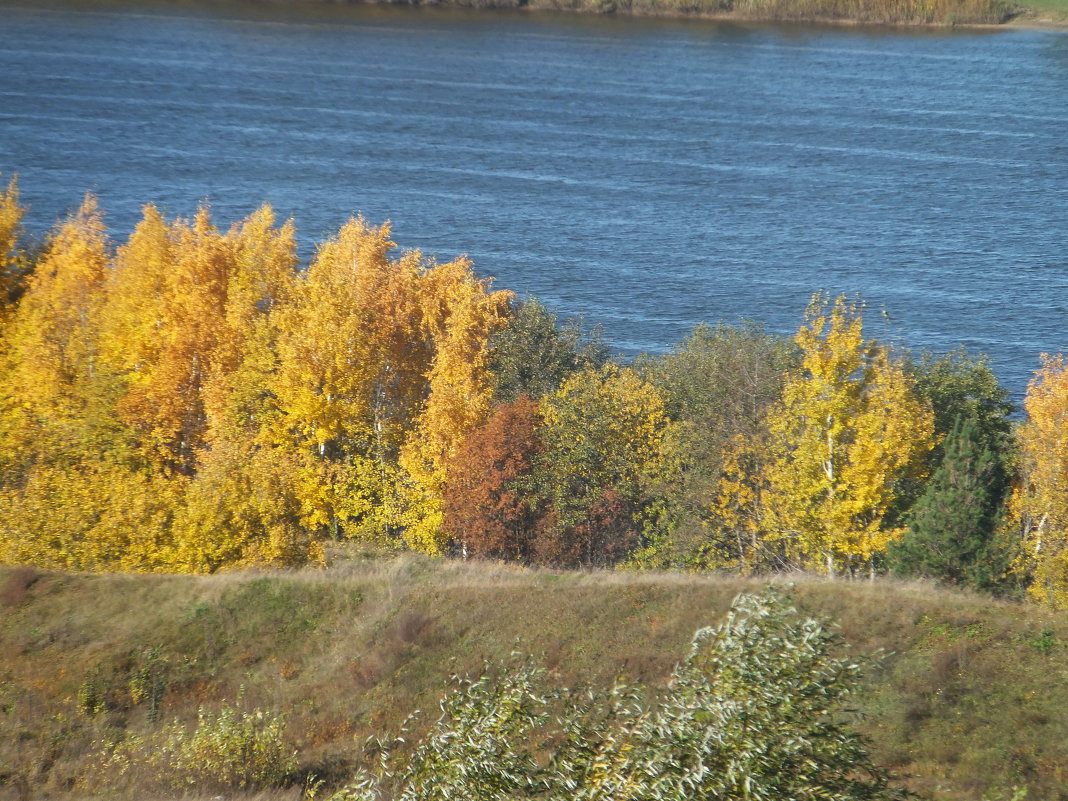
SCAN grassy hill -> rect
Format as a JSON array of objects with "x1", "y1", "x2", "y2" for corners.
[{"x1": 1, "y1": 553, "x2": 1066, "y2": 800}]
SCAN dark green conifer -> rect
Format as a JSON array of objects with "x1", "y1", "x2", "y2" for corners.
[{"x1": 890, "y1": 415, "x2": 1012, "y2": 590}]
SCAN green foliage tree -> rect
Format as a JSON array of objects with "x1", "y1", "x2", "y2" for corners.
[
  {"x1": 630, "y1": 588, "x2": 905, "y2": 801},
  {"x1": 899, "y1": 347, "x2": 1014, "y2": 524},
  {"x1": 889, "y1": 416, "x2": 1014, "y2": 591},
  {"x1": 488, "y1": 296, "x2": 607, "y2": 404},
  {"x1": 397, "y1": 663, "x2": 550, "y2": 801},
  {"x1": 908, "y1": 347, "x2": 1014, "y2": 458},
  {"x1": 637, "y1": 322, "x2": 798, "y2": 570},
  {"x1": 537, "y1": 364, "x2": 670, "y2": 567}
]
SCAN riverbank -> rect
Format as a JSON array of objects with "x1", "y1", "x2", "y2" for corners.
[
  {"x1": 277, "y1": 0, "x2": 1068, "y2": 27},
  {"x1": 19, "y1": 0, "x2": 1067, "y2": 28}
]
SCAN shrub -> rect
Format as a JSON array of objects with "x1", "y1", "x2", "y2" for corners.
[
  {"x1": 328, "y1": 588, "x2": 907, "y2": 801},
  {"x1": 96, "y1": 696, "x2": 297, "y2": 793}
]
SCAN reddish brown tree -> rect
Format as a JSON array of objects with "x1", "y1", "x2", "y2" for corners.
[
  {"x1": 442, "y1": 397, "x2": 545, "y2": 563},
  {"x1": 531, "y1": 488, "x2": 636, "y2": 569}
]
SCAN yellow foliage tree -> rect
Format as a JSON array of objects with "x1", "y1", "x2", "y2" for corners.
[
  {"x1": 0, "y1": 174, "x2": 27, "y2": 313},
  {"x1": 271, "y1": 217, "x2": 425, "y2": 540},
  {"x1": 171, "y1": 440, "x2": 322, "y2": 573},
  {"x1": 1011, "y1": 354, "x2": 1068, "y2": 608},
  {"x1": 101, "y1": 203, "x2": 296, "y2": 474},
  {"x1": 272, "y1": 218, "x2": 510, "y2": 553},
  {"x1": 201, "y1": 204, "x2": 298, "y2": 446},
  {"x1": 706, "y1": 431, "x2": 778, "y2": 572},
  {"x1": 398, "y1": 256, "x2": 512, "y2": 555},
  {"x1": 273, "y1": 217, "x2": 421, "y2": 461},
  {"x1": 101, "y1": 204, "x2": 235, "y2": 472},
  {"x1": 6, "y1": 194, "x2": 109, "y2": 419},
  {"x1": 0, "y1": 458, "x2": 184, "y2": 572},
  {"x1": 762, "y1": 295, "x2": 934, "y2": 576},
  {"x1": 0, "y1": 198, "x2": 193, "y2": 572}
]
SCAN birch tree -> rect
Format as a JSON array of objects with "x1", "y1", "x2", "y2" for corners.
[
  {"x1": 762, "y1": 294, "x2": 934, "y2": 575},
  {"x1": 1011, "y1": 354, "x2": 1068, "y2": 608}
]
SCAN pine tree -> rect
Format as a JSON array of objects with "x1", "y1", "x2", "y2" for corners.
[{"x1": 890, "y1": 416, "x2": 1011, "y2": 589}]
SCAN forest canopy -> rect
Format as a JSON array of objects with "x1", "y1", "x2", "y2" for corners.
[{"x1": 1, "y1": 180, "x2": 1064, "y2": 606}]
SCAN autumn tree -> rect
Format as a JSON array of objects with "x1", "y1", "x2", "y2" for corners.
[
  {"x1": 171, "y1": 440, "x2": 321, "y2": 573},
  {"x1": 5, "y1": 195, "x2": 109, "y2": 419},
  {"x1": 442, "y1": 397, "x2": 545, "y2": 563},
  {"x1": 100, "y1": 205, "x2": 234, "y2": 473},
  {"x1": 536, "y1": 364, "x2": 670, "y2": 567},
  {"x1": 267, "y1": 218, "x2": 410, "y2": 542},
  {"x1": 762, "y1": 295, "x2": 935, "y2": 576},
  {"x1": 271, "y1": 217, "x2": 510, "y2": 553},
  {"x1": 1011, "y1": 354, "x2": 1068, "y2": 608},
  {"x1": 0, "y1": 195, "x2": 130, "y2": 489},
  {"x1": 0, "y1": 174, "x2": 29, "y2": 311},
  {"x1": 0, "y1": 462, "x2": 183, "y2": 572},
  {"x1": 201, "y1": 204, "x2": 298, "y2": 446},
  {"x1": 398, "y1": 256, "x2": 513, "y2": 555},
  {"x1": 0, "y1": 198, "x2": 199, "y2": 572}
]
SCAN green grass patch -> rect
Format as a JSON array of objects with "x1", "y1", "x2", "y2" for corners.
[{"x1": 3, "y1": 558, "x2": 1068, "y2": 798}]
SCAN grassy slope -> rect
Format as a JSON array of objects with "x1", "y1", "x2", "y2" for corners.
[{"x1": 2, "y1": 554, "x2": 1067, "y2": 800}]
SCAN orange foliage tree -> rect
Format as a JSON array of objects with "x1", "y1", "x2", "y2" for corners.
[
  {"x1": 442, "y1": 396, "x2": 546, "y2": 563},
  {"x1": 100, "y1": 204, "x2": 296, "y2": 475},
  {"x1": 270, "y1": 217, "x2": 511, "y2": 553}
]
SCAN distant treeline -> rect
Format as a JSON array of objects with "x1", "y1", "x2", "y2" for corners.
[
  {"x1": 307, "y1": 0, "x2": 1017, "y2": 26},
  {"x1": 1, "y1": 177, "x2": 1067, "y2": 606}
]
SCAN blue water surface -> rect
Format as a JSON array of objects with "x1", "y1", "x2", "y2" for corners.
[{"x1": 1, "y1": 0, "x2": 1067, "y2": 400}]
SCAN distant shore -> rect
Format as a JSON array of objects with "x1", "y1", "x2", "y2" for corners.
[
  {"x1": 271, "y1": 0, "x2": 1068, "y2": 28},
  {"x1": 21, "y1": 0, "x2": 1068, "y2": 29}
]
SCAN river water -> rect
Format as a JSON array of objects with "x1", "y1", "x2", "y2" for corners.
[{"x1": 1, "y1": 0, "x2": 1067, "y2": 400}]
